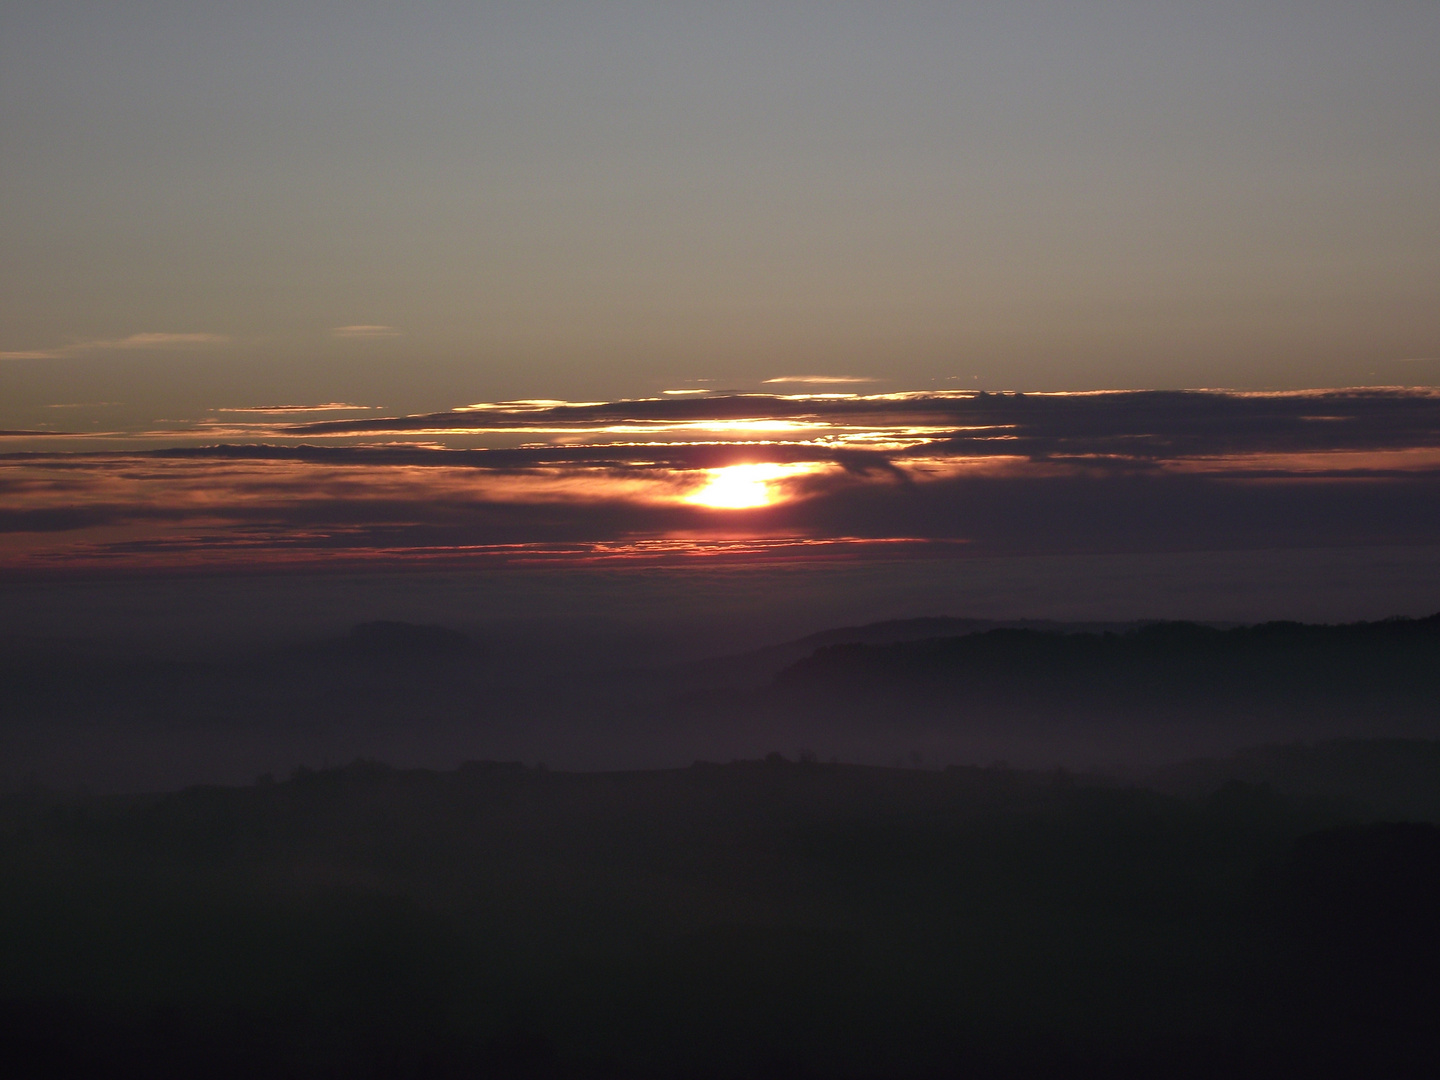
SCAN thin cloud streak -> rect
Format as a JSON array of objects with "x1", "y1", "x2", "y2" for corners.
[
  {"x1": 330, "y1": 325, "x2": 401, "y2": 338},
  {"x1": 0, "y1": 333, "x2": 228, "y2": 360},
  {"x1": 763, "y1": 376, "x2": 880, "y2": 384},
  {"x1": 100, "y1": 333, "x2": 228, "y2": 349},
  {"x1": 212, "y1": 404, "x2": 380, "y2": 414}
]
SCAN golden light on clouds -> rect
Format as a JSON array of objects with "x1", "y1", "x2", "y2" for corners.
[
  {"x1": 3, "y1": 389, "x2": 1438, "y2": 574},
  {"x1": 762, "y1": 376, "x2": 879, "y2": 385}
]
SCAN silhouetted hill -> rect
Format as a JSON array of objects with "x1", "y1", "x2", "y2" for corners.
[
  {"x1": 1250, "y1": 820, "x2": 1440, "y2": 1073},
  {"x1": 676, "y1": 615, "x2": 1149, "y2": 689},
  {"x1": 2, "y1": 749, "x2": 1438, "y2": 1077},
  {"x1": 1150, "y1": 739, "x2": 1440, "y2": 819},
  {"x1": 772, "y1": 614, "x2": 1440, "y2": 729}
]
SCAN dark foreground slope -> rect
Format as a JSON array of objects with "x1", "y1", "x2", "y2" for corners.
[{"x1": 4, "y1": 749, "x2": 1440, "y2": 1078}]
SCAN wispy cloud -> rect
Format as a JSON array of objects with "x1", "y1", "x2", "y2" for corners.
[
  {"x1": 100, "y1": 332, "x2": 228, "y2": 349},
  {"x1": 331, "y1": 325, "x2": 402, "y2": 339},
  {"x1": 763, "y1": 375, "x2": 880, "y2": 384},
  {"x1": 212, "y1": 403, "x2": 379, "y2": 415},
  {"x1": 1, "y1": 333, "x2": 228, "y2": 360}
]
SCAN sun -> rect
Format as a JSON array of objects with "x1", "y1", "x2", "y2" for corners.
[{"x1": 686, "y1": 464, "x2": 796, "y2": 509}]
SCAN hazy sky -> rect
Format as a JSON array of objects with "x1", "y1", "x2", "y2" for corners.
[{"x1": 3, "y1": 1, "x2": 1439, "y2": 432}]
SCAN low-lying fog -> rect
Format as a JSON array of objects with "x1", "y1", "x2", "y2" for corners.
[{"x1": 5, "y1": 546, "x2": 1440, "y2": 793}]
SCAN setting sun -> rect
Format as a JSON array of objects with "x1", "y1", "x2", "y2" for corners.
[{"x1": 686, "y1": 464, "x2": 798, "y2": 509}]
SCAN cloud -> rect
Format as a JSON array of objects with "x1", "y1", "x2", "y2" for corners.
[
  {"x1": 212, "y1": 403, "x2": 379, "y2": 414},
  {"x1": 18, "y1": 387, "x2": 1440, "y2": 465},
  {"x1": 5, "y1": 446, "x2": 1440, "y2": 574},
  {"x1": 273, "y1": 388, "x2": 1440, "y2": 462},
  {"x1": 0, "y1": 333, "x2": 227, "y2": 360},
  {"x1": 101, "y1": 332, "x2": 228, "y2": 349},
  {"x1": 331, "y1": 325, "x2": 402, "y2": 338},
  {"x1": 763, "y1": 375, "x2": 879, "y2": 384},
  {"x1": 5, "y1": 388, "x2": 1440, "y2": 573}
]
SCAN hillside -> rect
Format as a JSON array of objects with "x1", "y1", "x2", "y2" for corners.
[{"x1": 3, "y1": 746, "x2": 1439, "y2": 1077}]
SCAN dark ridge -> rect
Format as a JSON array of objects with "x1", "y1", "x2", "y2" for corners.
[
  {"x1": 2, "y1": 748, "x2": 1438, "y2": 1077},
  {"x1": 1149, "y1": 739, "x2": 1440, "y2": 819},
  {"x1": 772, "y1": 613, "x2": 1440, "y2": 725},
  {"x1": 679, "y1": 615, "x2": 1153, "y2": 689}
]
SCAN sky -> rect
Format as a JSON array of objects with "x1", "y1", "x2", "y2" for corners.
[{"x1": 2, "y1": 2, "x2": 1439, "y2": 603}]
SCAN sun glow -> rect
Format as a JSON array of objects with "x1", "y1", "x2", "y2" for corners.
[{"x1": 686, "y1": 463, "x2": 805, "y2": 509}]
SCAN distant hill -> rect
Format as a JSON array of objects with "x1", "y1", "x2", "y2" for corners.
[
  {"x1": 1150, "y1": 738, "x2": 1440, "y2": 820},
  {"x1": 676, "y1": 615, "x2": 1152, "y2": 690},
  {"x1": 768, "y1": 614, "x2": 1440, "y2": 733}
]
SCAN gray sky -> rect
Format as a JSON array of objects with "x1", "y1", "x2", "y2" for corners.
[{"x1": 3, "y1": 1, "x2": 1438, "y2": 432}]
